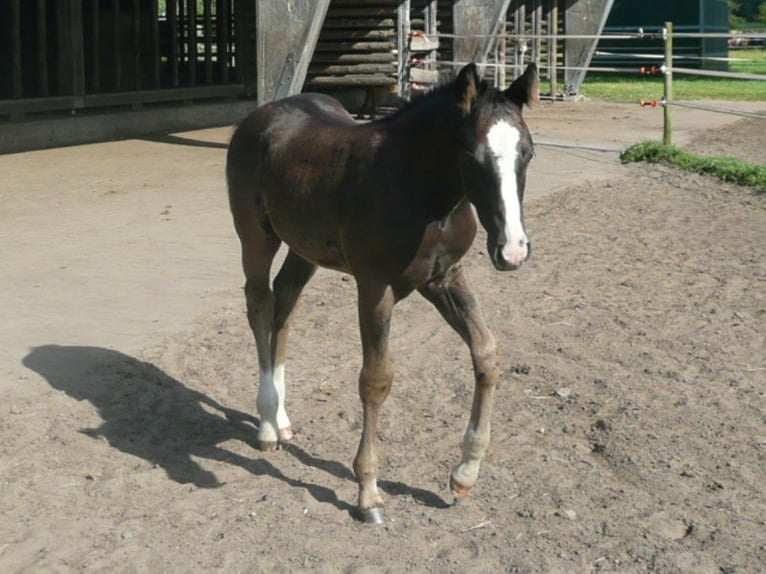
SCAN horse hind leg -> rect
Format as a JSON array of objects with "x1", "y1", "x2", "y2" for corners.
[
  {"x1": 238, "y1": 232, "x2": 282, "y2": 450},
  {"x1": 268, "y1": 249, "x2": 317, "y2": 445}
]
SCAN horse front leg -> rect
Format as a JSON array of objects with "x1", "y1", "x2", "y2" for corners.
[
  {"x1": 418, "y1": 266, "x2": 499, "y2": 499},
  {"x1": 353, "y1": 280, "x2": 395, "y2": 524}
]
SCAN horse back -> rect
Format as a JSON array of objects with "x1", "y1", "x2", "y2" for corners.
[{"x1": 227, "y1": 93, "x2": 372, "y2": 270}]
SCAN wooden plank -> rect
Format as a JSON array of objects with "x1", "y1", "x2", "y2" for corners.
[
  {"x1": 315, "y1": 41, "x2": 396, "y2": 52},
  {"x1": 311, "y1": 53, "x2": 396, "y2": 64},
  {"x1": 319, "y1": 29, "x2": 396, "y2": 40},
  {"x1": 322, "y1": 8, "x2": 395, "y2": 18},
  {"x1": 0, "y1": 84, "x2": 247, "y2": 117},
  {"x1": 322, "y1": 18, "x2": 396, "y2": 29},
  {"x1": 308, "y1": 63, "x2": 396, "y2": 74},
  {"x1": 410, "y1": 35, "x2": 439, "y2": 52},
  {"x1": 84, "y1": 84, "x2": 245, "y2": 106},
  {"x1": 410, "y1": 67, "x2": 439, "y2": 83},
  {"x1": 304, "y1": 76, "x2": 397, "y2": 87},
  {"x1": 0, "y1": 96, "x2": 82, "y2": 116},
  {"x1": 331, "y1": 0, "x2": 399, "y2": 5}
]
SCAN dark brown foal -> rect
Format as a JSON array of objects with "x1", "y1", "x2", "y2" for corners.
[{"x1": 227, "y1": 63, "x2": 538, "y2": 523}]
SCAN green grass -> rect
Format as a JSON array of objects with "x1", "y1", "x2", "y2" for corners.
[
  {"x1": 575, "y1": 73, "x2": 765, "y2": 102},
  {"x1": 729, "y1": 47, "x2": 766, "y2": 74},
  {"x1": 567, "y1": 49, "x2": 766, "y2": 102},
  {"x1": 620, "y1": 141, "x2": 766, "y2": 193}
]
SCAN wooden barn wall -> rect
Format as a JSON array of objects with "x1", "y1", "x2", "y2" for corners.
[
  {"x1": 2, "y1": 0, "x2": 603, "y2": 138},
  {"x1": 0, "y1": 0, "x2": 255, "y2": 119}
]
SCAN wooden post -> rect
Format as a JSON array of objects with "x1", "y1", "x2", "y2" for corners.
[
  {"x1": 548, "y1": 0, "x2": 557, "y2": 99},
  {"x1": 89, "y1": 0, "x2": 101, "y2": 92},
  {"x1": 150, "y1": 0, "x2": 160, "y2": 88},
  {"x1": 11, "y1": 0, "x2": 22, "y2": 98},
  {"x1": 218, "y1": 0, "x2": 230, "y2": 83},
  {"x1": 187, "y1": 0, "x2": 197, "y2": 85},
  {"x1": 663, "y1": 21, "x2": 673, "y2": 146},
  {"x1": 204, "y1": 0, "x2": 213, "y2": 84},
  {"x1": 497, "y1": 20, "x2": 506, "y2": 87},
  {"x1": 397, "y1": 0, "x2": 411, "y2": 97},
  {"x1": 132, "y1": 0, "x2": 141, "y2": 90},
  {"x1": 37, "y1": 0, "x2": 49, "y2": 96},
  {"x1": 168, "y1": 0, "x2": 179, "y2": 87},
  {"x1": 516, "y1": 3, "x2": 525, "y2": 76},
  {"x1": 57, "y1": 0, "x2": 86, "y2": 97},
  {"x1": 533, "y1": 0, "x2": 542, "y2": 70},
  {"x1": 112, "y1": 0, "x2": 121, "y2": 90}
]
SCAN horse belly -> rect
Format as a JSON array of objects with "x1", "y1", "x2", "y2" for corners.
[{"x1": 266, "y1": 190, "x2": 348, "y2": 272}]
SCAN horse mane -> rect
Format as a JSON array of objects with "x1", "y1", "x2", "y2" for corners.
[{"x1": 376, "y1": 75, "x2": 500, "y2": 124}]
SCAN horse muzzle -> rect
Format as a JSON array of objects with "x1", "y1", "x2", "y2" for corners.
[{"x1": 490, "y1": 239, "x2": 530, "y2": 271}]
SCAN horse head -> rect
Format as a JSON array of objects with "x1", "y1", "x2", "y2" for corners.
[{"x1": 454, "y1": 62, "x2": 538, "y2": 271}]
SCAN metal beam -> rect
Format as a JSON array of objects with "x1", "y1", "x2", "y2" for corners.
[
  {"x1": 564, "y1": 0, "x2": 615, "y2": 96},
  {"x1": 453, "y1": 0, "x2": 512, "y2": 71},
  {"x1": 256, "y1": 0, "x2": 331, "y2": 106}
]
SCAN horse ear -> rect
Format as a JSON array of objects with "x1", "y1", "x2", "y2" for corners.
[
  {"x1": 455, "y1": 63, "x2": 480, "y2": 116},
  {"x1": 504, "y1": 63, "x2": 539, "y2": 109}
]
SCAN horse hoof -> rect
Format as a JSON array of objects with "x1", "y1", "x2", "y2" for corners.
[
  {"x1": 258, "y1": 440, "x2": 279, "y2": 452},
  {"x1": 359, "y1": 507, "x2": 385, "y2": 525},
  {"x1": 278, "y1": 426, "x2": 294, "y2": 442},
  {"x1": 449, "y1": 476, "x2": 472, "y2": 500}
]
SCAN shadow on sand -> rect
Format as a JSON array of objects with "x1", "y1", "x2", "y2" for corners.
[
  {"x1": 23, "y1": 345, "x2": 448, "y2": 516},
  {"x1": 140, "y1": 133, "x2": 229, "y2": 149}
]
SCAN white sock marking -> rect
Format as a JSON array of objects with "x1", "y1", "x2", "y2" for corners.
[{"x1": 257, "y1": 365, "x2": 291, "y2": 442}]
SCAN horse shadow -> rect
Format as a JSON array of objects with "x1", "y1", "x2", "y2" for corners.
[{"x1": 22, "y1": 345, "x2": 448, "y2": 514}]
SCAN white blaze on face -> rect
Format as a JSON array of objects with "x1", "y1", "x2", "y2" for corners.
[{"x1": 486, "y1": 120, "x2": 529, "y2": 266}]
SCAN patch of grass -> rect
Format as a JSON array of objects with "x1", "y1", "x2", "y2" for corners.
[
  {"x1": 620, "y1": 141, "x2": 766, "y2": 193},
  {"x1": 577, "y1": 73, "x2": 766, "y2": 102},
  {"x1": 729, "y1": 48, "x2": 766, "y2": 75}
]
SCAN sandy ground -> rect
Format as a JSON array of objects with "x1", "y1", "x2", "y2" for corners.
[{"x1": 1, "y1": 99, "x2": 764, "y2": 573}]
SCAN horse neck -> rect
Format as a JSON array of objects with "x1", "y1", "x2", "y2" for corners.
[{"x1": 384, "y1": 99, "x2": 465, "y2": 211}]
